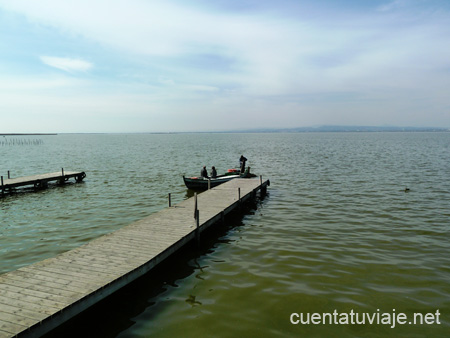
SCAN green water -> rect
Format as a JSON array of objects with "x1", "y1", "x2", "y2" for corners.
[{"x1": 1, "y1": 132, "x2": 449, "y2": 337}]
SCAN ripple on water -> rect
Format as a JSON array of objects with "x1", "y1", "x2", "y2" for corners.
[{"x1": 2, "y1": 133, "x2": 450, "y2": 337}]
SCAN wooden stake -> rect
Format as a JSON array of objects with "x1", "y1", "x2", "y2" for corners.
[
  {"x1": 195, "y1": 209, "x2": 200, "y2": 246},
  {"x1": 194, "y1": 192, "x2": 198, "y2": 219}
]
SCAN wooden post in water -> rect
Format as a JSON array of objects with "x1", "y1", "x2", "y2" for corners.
[
  {"x1": 238, "y1": 187, "x2": 241, "y2": 208},
  {"x1": 1, "y1": 176, "x2": 3, "y2": 196},
  {"x1": 195, "y1": 209, "x2": 200, "y2": 246},
  {"x1": 168, "y1": 193, "x2": 171, "y2": 207},
  {"x1": 194, "y1": 192, "x2": 200, "y2": 246},
  {"x1": 8, "y1": 170, "x2": 10, "y2": 179},
  {"x1": 194, "y1": 192, "x2": 197, "y2": 219},
  {"x1": 60, "y1": 168, "x2": 65, "y2": 185},
  {"x1": 260, "y1": 175, "x2": 267, "y2": 195}
]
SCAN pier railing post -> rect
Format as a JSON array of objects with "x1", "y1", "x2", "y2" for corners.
[
  {"x1": 194, "y1": 192, "x2": 200, "y2": 246},
  {"x1": 1, "y1": 176, "x2": 3, "y2": 196},
  {"x1": 194, "y1": 192, "x2": 197, "y2": 218},
  {"x1": 261, "y1": 179, "x2": 268, "y2": 195},
  {"x1": 196, "y1": 209, "x2": 200, "y2": 246},
  {"x1": 59, "y1": 168, "x2": 65, "y2": 185},
  {"x1": 238, "y1": 187, "x2": 241, "y2": 208}
]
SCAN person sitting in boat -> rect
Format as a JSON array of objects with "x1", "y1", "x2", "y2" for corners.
[
  {"x1": 201, "y1": 166, "x2": 208, "y2": 178},
  {"x1": 239, "y1": 155, "x2": 247, "y2": 173},
  {"x1": 210, "y1": 166, "x2": 217, "y2": 178}
]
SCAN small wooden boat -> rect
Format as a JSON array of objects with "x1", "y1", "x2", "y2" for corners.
[
  {"x1": 183, "y1": 167, "x2": 255, "y2": 190},
  {"x1": 183, "y1": 174, "x2": 240, "y2": 190}
]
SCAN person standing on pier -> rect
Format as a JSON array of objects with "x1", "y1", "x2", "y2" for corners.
[
  {"x1": 201, "y1": 166, "x2": 208, "y2": 178},
  {"x1": 239, "y1": 155, "x2": 247, "y2": 173}
]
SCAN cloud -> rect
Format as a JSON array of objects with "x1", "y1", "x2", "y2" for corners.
[
  {"x1": 40, "y1": 56, "x2": 93, "y2": 72},
  {"x1": 183, "y1": 84, "x2": 219, "y2": 92},
  {"x1": 377, "y1": 0, "x2": 409, "y2": 12},
  {"x1": 0, "y1": 0, "x2": 449, "y2": 132}
]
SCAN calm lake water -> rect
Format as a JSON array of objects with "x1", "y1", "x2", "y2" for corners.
[{"x1": 1, "y1": 132, "x2": 449, "y2": 337}]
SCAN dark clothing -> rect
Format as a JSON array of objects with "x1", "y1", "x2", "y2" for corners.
[
  {"x1": 211, "y1": 167, "x2": 217, "y2": 178},
  {"x1": 239, "y1": 155, "x2": 247, "y2": 173},
  {"x1": 201, "y1": 167, "x2": 208, "y2": 178}
]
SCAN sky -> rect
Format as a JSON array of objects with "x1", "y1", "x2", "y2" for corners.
[{"x1": 0, "y1": 0, "x2": 449, "y2": 133}]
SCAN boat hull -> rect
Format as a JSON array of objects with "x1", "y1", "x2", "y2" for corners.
[{"x1": 183, "y1": 175, "x2": 240, "y2": 190}]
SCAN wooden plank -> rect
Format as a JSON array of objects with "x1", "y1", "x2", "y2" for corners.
[
  {"x1": 67, "y1": 247, "x2": 147, "y2": 264},
  {"x1": 0, "y1": 319, "x2": 27, "y2": 337},
  {"x1": 0, "y1": 283, "x2": 75, "y2": 305},
  {"x1": 0, "y1": 178, "x2": 269, "y2": 337},
  {"x1": 0, "y1": 310, "x2": 40, "y2": 327},
  {"x1": 24, "y1": 265, "x2": 113, "y2": 285},
  {"x1": 50, "y1": 257, "x2": 132, "y2": 277},
  {"x1": 10, "y1": 268, "x2": 94, "y2": 290},
  {"x1": 0, "y1": 294, "x2": 59, "y2": 317},
  {"x1": 0, "y1": 302, "x2": 45, "y2": 322},
  {"x1": 15, "y1": 267, "x2": 99, "y2": 293},
  {"x1": 0, "y1": 289, "x2": 66, "y2": 310},
  {"x1": 0, "y1": 275, "x2": 84, "y2": 302}
]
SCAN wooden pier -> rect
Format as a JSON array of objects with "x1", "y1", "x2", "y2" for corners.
[
  {"x1": 1, "y1": 170, "x2": 86, "y2": 196},
  {"x1": 0, "y1": 177, "x2": 269, "y2": 337}
]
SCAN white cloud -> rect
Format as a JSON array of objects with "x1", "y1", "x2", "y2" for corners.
[
  {"x1": 0, "y1": 0, "x2": 449, "y2": 132},
  {"x1": 183, "y1": 84, "x2": 219, "y2": 92},
  {"x1": 40, "y1": 56, "x2": 93, "y2": 72},
  {"x1": 377, "y1": 0, "x2": 410, "y2": 12}
]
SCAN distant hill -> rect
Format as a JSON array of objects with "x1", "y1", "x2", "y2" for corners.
[{"x1": 232, "y1": 126, "x2": 449, "y2": 133}]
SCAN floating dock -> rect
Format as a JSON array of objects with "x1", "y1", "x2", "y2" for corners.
[
  {"x1": 0, "y1": 177, "x2": 269, "y2": 337},
  {"x1": 1, "y1": 170, "x2": 86, "y2": 196}
]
